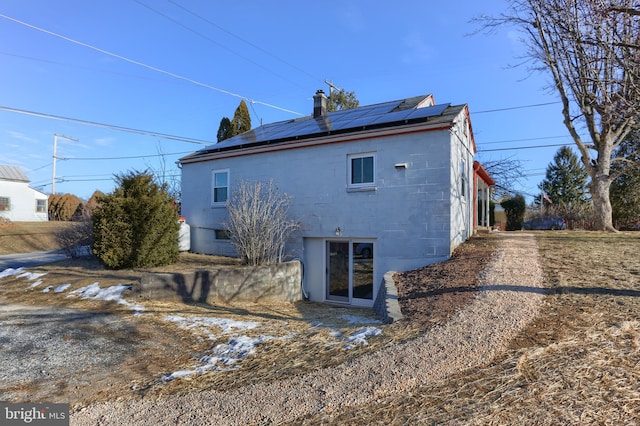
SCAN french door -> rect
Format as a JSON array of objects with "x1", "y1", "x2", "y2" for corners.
[{"x1": 326, "y1": 240, "x2": 374, "y2": 306}]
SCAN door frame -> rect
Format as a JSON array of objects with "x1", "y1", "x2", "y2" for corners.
[{"x1": 324, "y1": 238, "x2": 375, "y2": 307}]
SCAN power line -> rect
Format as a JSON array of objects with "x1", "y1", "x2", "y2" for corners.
[
  {"x1": 0, "y1": 12, "x2": 304, "y2": 116},
  {"x1": 61, "y1": 151, "x2": 193, "y2": 161},
  {"x1": 133, "y1": 0, "x2": 305, "y2": 89},
  {"x1": 0, "y1": 105, "x2": 212, "y2": 145},
  {"x1": 478, "y1": 135, "x2": 570, "y2": 145},
  {"x1": 472, "y1": 101, "x2": 561, "y2": 114},
  {"x1": 167, "y1": 0, "x2": 324, "y2": 84},
  {"x1": 0, "y1": 50, "x2": 169, "y2": 83},
  {"x1": 477, "y1": 143, "x2": 572, "y2": 153}
]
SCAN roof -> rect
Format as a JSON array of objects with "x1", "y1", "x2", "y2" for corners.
[
  {"x1": 180, "y1": 94, "x2": 469, "y2": 164},
  {"x1": 473, "y1": 161, "x2": 496, "y2": 186},
  {"x1": 0, "y1": 165, "x2": 29, "y2": 182}
]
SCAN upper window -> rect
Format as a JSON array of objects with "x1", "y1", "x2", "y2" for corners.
[
  {"x1": 0, "y1": 197, "x2": 9, "y2": 211},
  {"x1": 348, "y1": 153, "x2": 375, "y2": 188},
  {"x1": 212, "y1": 169, "x2": 229, "y2": 205},
  {"x1": 36, "y1": 199, "x2": 46, "y2": 213},
  {"x1": 460, "y1": 160, "x2": 468, "y2": 198}
]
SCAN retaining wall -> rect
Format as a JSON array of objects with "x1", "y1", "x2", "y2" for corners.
[
  {"x1": 373, "y1": 271, "x2": 404, "y2": 324},
  {"x1": 135, "y1": 260, "x2": 302, "y2": 304}
]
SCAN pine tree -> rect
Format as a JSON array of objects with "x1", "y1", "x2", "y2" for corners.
[
  {"x1": 217, "y1": 117, "x2": 233, "y2": 142},
  {"x1": 611, "y1": 133, "x2": 640, "y2": 228},
  {"x1": 231, "y1": 100, "x2": 251, "y2": 135},
  {"x1": 538, "y1": 146, "x2": 589, "y2": 206},
  {"x1": 92, "y1": 170, "x2": 179, "y2": 269},
  {"x1": 216, "y1": 100, "x2": 252, "y2": 143}
]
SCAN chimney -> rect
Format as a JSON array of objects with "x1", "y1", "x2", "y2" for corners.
[{"x1": 313, "y1": 89, "x2": 327, "y2": 118}]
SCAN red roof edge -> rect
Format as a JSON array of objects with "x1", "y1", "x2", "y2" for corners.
[{"x1": 473, "y1": 161, "x2": 495, "y2": 186}]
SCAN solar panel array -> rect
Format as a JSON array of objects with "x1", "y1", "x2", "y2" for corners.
[{"x1": 201, "y1": 98, "x2": 452, "y2": 152}]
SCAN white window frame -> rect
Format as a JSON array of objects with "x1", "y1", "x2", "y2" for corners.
[
  {"x1": 36, "y1": 199, "x2": 47, "y2": 213},
  {"x1": 211, "y1": 169, "x2": 230, "y2": 206},
  {"x1": 347, "y1": 152, "x2": 376, "y2": 189},
  {"x1": 460, "y1": 160, "x2": 468, "y2": 200},
  {"x1": 0, "y1": 197, "x2": 10, "y2": 211}
]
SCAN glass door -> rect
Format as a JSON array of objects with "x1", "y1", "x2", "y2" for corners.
[
  {"x1": 326, "y1": 241, "x2": 350, "y2": 303},
  {"x1": 326, "y1": 240, "x2": 374, "y2": 305}
]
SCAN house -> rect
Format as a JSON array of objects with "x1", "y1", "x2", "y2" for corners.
[
  {"x1": 179, "y1": 91, "x2": 494, "y2": 308},
  {"x1": 0, "y1": 165, "x2": 49, "y2": 222}
]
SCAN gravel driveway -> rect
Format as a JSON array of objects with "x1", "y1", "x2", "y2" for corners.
[
  {"x1": 71, "y1": 233, "x2": 545, "y2": 425},
  {"x1": 0, "y1": 304, "x2": 150, "y2": 402}
]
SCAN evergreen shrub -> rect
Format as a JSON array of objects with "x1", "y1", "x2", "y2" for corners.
[{"x1": 92, "y1": 170, "x2": 179, "y2": 269}]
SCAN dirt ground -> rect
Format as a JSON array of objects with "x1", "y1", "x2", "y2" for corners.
[{"x1": 0, "y1": 236, "x2": 496, "y2": 410}]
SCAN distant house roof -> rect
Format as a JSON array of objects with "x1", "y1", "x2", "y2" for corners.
[
  {"x1": 0, "y1": 165, "x2": 29, "y2": 182},
  {"x1": 180, "y1": 94, "x2": 471, "y2": 164}
]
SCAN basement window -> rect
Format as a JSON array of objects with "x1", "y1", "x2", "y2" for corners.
[{"x1": 0, "y1": 197, "x2": 9, "y2": 211}]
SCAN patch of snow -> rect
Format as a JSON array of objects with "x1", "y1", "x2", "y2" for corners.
[
  {"x1": 339, "y1": 314, "x2": 382, "y2": 325},
  {"x1": 0, "y1": 267, "x2": 25, "y2": 279},
  {"x1": 42, "y1": 286, "x2": 53, "y2": 293},
  {"x1": 164, "y1": 315, "x2": 260, "y2": 337},
  {"x1": 161, "y1": 334, "x2": 275, "y2": 381},
  {"x1": 17, "y1": 271, "x2": 47, "y2": 281},
  {"x1": 68, "y1": 282, "x2": 145, "y2": 313},
  {"x1": 54, "y1": 283, "x2": 71, "y2": 293},
  {"x1": 343, "y1": 327, "x2": 383, "y2": 349},
  {"x1": 29, "y1": 280, "x2": 44, "y2": 288}
]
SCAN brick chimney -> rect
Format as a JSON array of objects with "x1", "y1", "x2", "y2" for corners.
[{"x1": 313, "y1": 89, "x2": 327, "y2": 118}]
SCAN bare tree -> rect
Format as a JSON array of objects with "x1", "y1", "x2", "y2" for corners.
[
  {"x1": 145, "y1": 143, "x2": 181, "y2": 204},
  {"x1": 224, "y1": 179, "x2": 301, "y2": 266},
  {"x1": 479, "y1": 0, "x2": 640, "y2": 231},
  {"x1": 477, "y1": 155, "x2": 526, "y2": 197}
]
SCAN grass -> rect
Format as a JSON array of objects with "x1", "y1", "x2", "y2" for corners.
[
  {"x1": 295, "y1": 231, "x2": 640, "y2": 425},
  {"x1": 0, "y1": 221, "x2": 79, "y2": 255},
  {"x1": 0, "y1": 223, "x2": 422, "y2": 406},
  {"x1": 3, "y1": 224, "x2": 639, "y2": 423}
]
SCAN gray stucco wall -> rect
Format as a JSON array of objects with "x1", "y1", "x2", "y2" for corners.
[{"x1": 181, "y1": 118, "x2": 474, "y2": 305}]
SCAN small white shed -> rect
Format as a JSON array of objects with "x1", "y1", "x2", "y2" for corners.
[{"x1": 0, "y1": 165, "x2": 49, "y2": 222}]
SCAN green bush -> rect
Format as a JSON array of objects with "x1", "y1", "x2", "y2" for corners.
[
  {"x1": 92, "y1": 170, "x2": 179, "y2": 269},
  {"x1": 501, "y1": 194, "x2": 526, "y2": 231}
]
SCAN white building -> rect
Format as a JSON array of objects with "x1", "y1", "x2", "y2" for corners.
[
  {"x1": 0, "y1": 165, "x2": 49, "y2": 222},
  {"x1": 179, "y1": 91, "x2": 493, "y2": 308}
]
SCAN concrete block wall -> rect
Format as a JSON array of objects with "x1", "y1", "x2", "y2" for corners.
[
  {"x1": 136, "y1": 260, "x2": 302, "y2": 304},
  {"x1": 373, "y1": 271, "x2": 404, "y2": 324}
]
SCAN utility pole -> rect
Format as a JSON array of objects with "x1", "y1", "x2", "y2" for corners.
[
  {"x1": 52, "y1": 133, "x2": 78, "y2": 194},
  {"x1": 324, "y1": 79, "x2": 342, "y2": 96}
]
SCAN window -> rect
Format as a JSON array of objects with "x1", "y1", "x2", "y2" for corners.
[
  {"x1": 36, "y1": 199, "x2": 46, "y2": 213},
  {"x1": 0, "y1": 197, "x2": 9, "y2": 211},
  {"x1": 460, "y1": 160, "x2": 468, "y2": 198},
  {"x1": 348, "y1": 153, "x2": 375, "y2": 188},
  {"x1": 215, "y1": 229, "x2": 230, "y2": 240},
  {"x1": 212, "y1": 169, "x2": 229, "y2": 205}
]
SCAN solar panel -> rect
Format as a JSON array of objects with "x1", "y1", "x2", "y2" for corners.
[
  {"x1": 405, "y1": 103, "x2": 450, "y2": 120},
  {"x1": 196, "y1": 96, "x2": 450, "y2": 154}
]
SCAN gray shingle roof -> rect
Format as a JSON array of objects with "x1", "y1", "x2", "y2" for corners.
[
  {"x1": 180, "y1": 94, "x2": 465, "y2": 163},
  {"x1": 0, "y1": 165, "x2": 29, "y2": 182}
]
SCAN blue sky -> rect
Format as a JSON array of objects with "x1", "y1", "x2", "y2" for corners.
[{"x1": 0, "y1": 0, "x2": 574, "y2": 200}]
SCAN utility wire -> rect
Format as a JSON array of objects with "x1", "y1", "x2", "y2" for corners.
[
  {"x1": 478, "y1": 135, "x2": 569, "y2": 145},
  {"x1": 167, "y1": 0, "x2": 324, "y2": 84},
  {"x1": 61, "y1": 151, "x2": 193, "y2": 161},
  {"x1": 472, "y1": 101, "x2": 561, "y2": 114},
  {"x1": 132, "y1": 0, "x2": 305, "y2": 89},
  {"x1": 0, "y1": 106, "x2": 213, "y2": 145},
  {"x1": 0, "y1": 12, "x2": 303, "y2": 116},
  {"x1": 478, "y1": 143, "x2": 572, "y2": 152}
]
